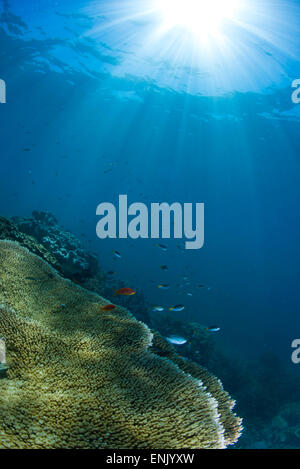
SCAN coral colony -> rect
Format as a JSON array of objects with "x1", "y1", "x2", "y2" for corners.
[
  {"x1": 11, "y1": 211, "x2": 98, "y2": 279},
  {"x1": 0, "y1": 232, "x2": 242, "y2": 448},
  {"x1": 96, "y1": 195, "x2": 205, "y2": 250},
  {"x1": 2, "y1": 212, "x2": 300, "y2": 449}
]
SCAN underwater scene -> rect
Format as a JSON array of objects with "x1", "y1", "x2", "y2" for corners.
[{"x1": 0, "y1": 0, "x2": 300, "y2": 451}]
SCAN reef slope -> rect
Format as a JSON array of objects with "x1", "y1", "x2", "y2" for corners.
[{"x1": 0, "y1": 240, "x2": 241, "y2": 449}]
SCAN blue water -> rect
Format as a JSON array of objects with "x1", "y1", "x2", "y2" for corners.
[{"x1": 1, "y1": 0, "x2": 300, "y2": 447}]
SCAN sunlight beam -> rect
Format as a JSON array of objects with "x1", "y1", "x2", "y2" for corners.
[{"x1": 156, "y1": 0, "x2": 240, "y2": 40}]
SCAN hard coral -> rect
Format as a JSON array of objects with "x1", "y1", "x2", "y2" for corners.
[
  {"x1": 0, "y1": 240, "x2": 242, "y2": 449},
  {"x1": 0, "y1": 216, "x2": 59, "y2": 270},
  {"x1": 150, "y1": 331, "x2": 242, "y2": 446},
  {"x1": 12, "y1": 211, "x2": 98, "y2": 280}
]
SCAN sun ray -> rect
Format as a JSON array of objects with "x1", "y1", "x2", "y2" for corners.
[
  {"x1": 156, "y1": 0, "x2": 241, "y2": 40},
  {"x1": 84, "y1": 0, "x2": 300, "y2": 95}
]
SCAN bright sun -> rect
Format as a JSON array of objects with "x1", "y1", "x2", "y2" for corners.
[{"x1": 156, "y1": 0, "x2": 240, "y2": 39}]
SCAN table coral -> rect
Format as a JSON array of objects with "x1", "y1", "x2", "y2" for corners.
[
  {"x1": 0, "y1": 240, "x2": 242, "y2": 449},
  {"x1": 150, "y1": 331, "x2": 242, "y2": 447}
]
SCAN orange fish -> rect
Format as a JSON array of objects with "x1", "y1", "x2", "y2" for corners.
[
  {"x1": 100, "y1": 304, "x2": 116, "y2": 311},
  {"x1": 114, "y1": 288, "x2": 136, "y2": 296}
]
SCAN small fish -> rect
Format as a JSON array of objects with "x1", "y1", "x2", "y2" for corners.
[
  {"x1": 197, "y1": 285, "x2": 205, "y2": 289},
  {"x1": 115, "y1": 288, "x2": 136, "y2": 296},
  {"x1": 166, "y1": 336, "x2": 187, "y2": 345},
  {"x1": 169, "y1": 305, "x2": 185, "y2": 312},
  {"x1": 152, "y1": 306, "x2": 164, "y2": 312},
  {"x1": 156, "y1": 243, "x2": 167, "y2": 252},
  {"x1": 107, "y1": 271, "x2": 116, "y2": 276},
  {"x1": 100, "y1": 304, "x2": 116, "y2": 311},
  {"x1": 160, "y1": 265, "x2": 168, "y2": 271},
  {"x1": 112, "y1": 250, "x2": 122, "y2": 259},
  {"x1": 207, "y1": 326, "x2": 221, "y2": 333},
  {"x1": 158, "y1": 284, "x2": 170, "y2": 290},
  {"x1": 187, "y1": 292, "x2": 193, "y2": 297}
]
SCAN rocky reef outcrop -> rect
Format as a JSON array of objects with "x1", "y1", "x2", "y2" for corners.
[
  {"x1": 11, "y1": 211, "x2": 98, "y2": 280},
  {"x1": 0, "y1": 215, "x2": 60, "y2": 270},
  {"x1": 0, "y1": 240, "x2": 242, "y2": 449}
]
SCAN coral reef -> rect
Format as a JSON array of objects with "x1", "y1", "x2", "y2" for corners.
[
  {"x1": 223, "y1": 353, "x2": 300, "y2": 449},
  {"x1": 1, "y1": 213, "x2": 149, "y2": 327},
  {"x1": 5, "y1": 212, "x2": 299, "y2": 449},
  {"x1": 150, "y1": 315, "x2": 214, "y2": 367},
  {"x1": 150, "y1": 319, "x2": 300, "y2": 449},
  {"x1": 238, "y1": 403, "x2": 300, "y2": 449},
  {"x1": 0, "y1": 216, "x2": 59, "y2": 270},
  {"x1": 12, "y1": 211, "x2": 98, "y2": 280},
  {"x1": 150, "y1": 332, "x2": 242, "y2": 447},
  {"x1": 0, "y1": 240, "x2": 242, "y2": 449},
  {"x1": 271, "y1": 403, "x2": 300, "y2": 447}
]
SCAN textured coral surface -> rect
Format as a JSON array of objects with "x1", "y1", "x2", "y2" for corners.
[{"x1": 0, "y1": 240, "x2": 242, "y2": 449}]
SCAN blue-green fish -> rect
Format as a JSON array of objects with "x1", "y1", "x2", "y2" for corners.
[
  {"x1": 166, "y1": 336, "x2": 187, "y2": 345},
  {"x1": 156, "y1": 243, "x2": 167, "y2": 252},
  {"x1": 169, "y1": 305, "x2": 185, "y2": 312},
  {"x1": 207, "y1": 326, "x2": 221, "y2": 332},
  {"x1": 152, "y1": 306, "x2": 164, "y2": 312},
  {"x1": 112, "y1": 250, "x2": 122, "y2": 259}
]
